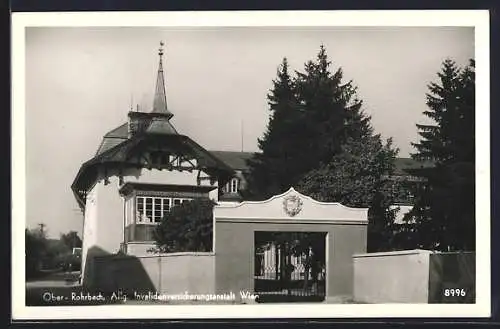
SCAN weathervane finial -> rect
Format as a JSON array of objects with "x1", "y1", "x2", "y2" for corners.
[
  {"x1": 152, "y1": 40, "x2": 172, "y2": 118},
  {"x1": 159, "y1": 41, "x2": 164, "y2": 57}
]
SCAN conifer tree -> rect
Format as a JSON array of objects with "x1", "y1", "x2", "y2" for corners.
[
  {"x1": 244, "y1": 57, "x2": 302, "y2": 200},
  {"x1": 245, "y1": 46, "x2": 374, "y2": 201},
  {"x1": 405, "y1": 58, "x2": 475, "y2": 251},
  {"x1": 246, "y1": 45, "x2": 399, "y2": 251},
  {"x1": 294, "y1": 45, "x2": 373, "y2": 168}
]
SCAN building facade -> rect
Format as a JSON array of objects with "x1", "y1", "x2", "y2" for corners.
[
  {"x1": 212, "y1": 152, "x2": 433, "y2": 224},
  {"x1": 71, "y1": 43, "x2": 234, "y2": 283},
  {"x1": 72, "y1": 43, "x2": 431, "y2": 285}
]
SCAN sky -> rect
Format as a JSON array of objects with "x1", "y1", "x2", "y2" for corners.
[{"x1": 24, "y1": 26, "x2": 474, "y2": 238}]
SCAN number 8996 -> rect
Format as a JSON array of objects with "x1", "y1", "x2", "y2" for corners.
[{"x1": 444, "y1": 288, "x2": 466, "y2": 297}]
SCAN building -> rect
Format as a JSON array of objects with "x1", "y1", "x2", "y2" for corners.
[
  {"x1": 72, "y1": 43, "x2": 432, "y2": 285},
  {"x1": 71, "y1": 43, "x2": 235, "y2": 283},
  {"x1": 211, "y1": 151, "x2": 433, "y2": 224}
]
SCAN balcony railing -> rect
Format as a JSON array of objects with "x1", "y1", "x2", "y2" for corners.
[{"x1": 125, "y1": 223, "x2": 157, "y2": 242}]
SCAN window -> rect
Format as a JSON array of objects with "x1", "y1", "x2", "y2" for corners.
[
  {"x1": 231, "y1": 178, "x2": 239, "y2": 193},
  {"x1": 136, "y1": 196, "x2": 191, "y2": 223},
  {"x1": 162, "y1": 198, "x2": 171, "y2": 214},
  {"x1": 224, "y1": 178, "x2": 240, "y2": 194}
]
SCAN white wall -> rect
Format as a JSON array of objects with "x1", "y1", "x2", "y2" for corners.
[
  {"x1": 127, "y1": 242, "x2": 156, "y2": 256},
  {"x1": 215, "y1": 187, "x2": 368, "y2": 223},
  {"x1": 81, "y1": 176, "x2": 124, "y2": 287},
  {"x1": 95, "y1": 174, "x2": 125, "y2": 254},
  {"x1": 81, "y1": 183, "x2": 98, "y2": 283},
  {"x1": 390, "y1": 205, "x2": 413, "y2": 224},
  {"x1": 123, "y1": 167, "x2": 218, "y2": 193},
  {"x1": 353, "y1": 249, "x2": 431, "y2": 303},
  {"x1": 92, "y1": 252, "x2": 216, "y2": 296},
  {"x1": 125, "y1": 195, "x2": 133, "y2": 226}
]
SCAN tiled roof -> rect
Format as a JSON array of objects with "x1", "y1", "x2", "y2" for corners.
[
  {"x1": 393, "y1": 157, "x2": 434, "y2": 176},
  {"x1": 210, "y1": 151, "x2": 255, "y2": 171},
  {"x1": 210, "y1": 151, "x2": 435, "y2": 175},
  {"x1": 97, "y1": 133, "x2": 435, "y2": 175},
  {"x1": 95, "y1": 137, "x2": 127, "y2": 156},
  {"x1": 95, "y1": 118, "x2": 179, "y2": 156},
  {"x1": 73, "y1": 134, "x2": 236, "y2": 208},
  {"x1": 95, "y1": 123, "x2": 128, "y2": 156},
  {"x1": 105, "y1": 123, "x2": 128, "y2": 138},
  {"x1": 146, "y1": 118, "x2": 178, "y2": 135}
]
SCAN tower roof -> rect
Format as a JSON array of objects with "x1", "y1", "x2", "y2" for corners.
[
  {"x1": 72, "y1": 134, "x2": 235, "y2": 208},
  {"x1": 152, "y1": 41, "x2": 173, "y2": 118},
  {"x1": 95, "y1": 42, "x2": 179, "y2": 156},
  {"x1": 71, "y1": 42, "x2": 235, "y2": 209}
]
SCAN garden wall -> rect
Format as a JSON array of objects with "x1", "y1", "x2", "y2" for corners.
[
  {"x1": 91, "y1": 252, "x2": 215, "y2": 295},
  {"x1": 353, "y1": 249, "x2": 431, "y2": 303},
  {"x1": 428, "y1": 251, "x2": 475, "y2": 303},
  {"x1": 353, "y1": 250, "x2": 475, "y2": 303}
]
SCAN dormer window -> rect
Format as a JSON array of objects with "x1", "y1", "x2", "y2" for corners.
[{"x1": 224, "y1": 178, "x2": 240, "y2": 194}]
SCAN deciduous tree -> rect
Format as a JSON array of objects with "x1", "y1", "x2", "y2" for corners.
[
  {"x1": 25, "y1": 228, "x2": 48, "y2": 278},
  {"x1": 60, "y1": 231, "x2": 82, "y2": 250},
  {"x1": 297, "y1": 135, "x2": 400, "y2": 252},
  {"x1": 153, "y1": 198, "x2": 216, "y2": 253}
]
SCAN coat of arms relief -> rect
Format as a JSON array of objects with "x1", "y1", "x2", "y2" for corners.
[{"x1": 282, "y1": 194, "x2": 303, "y2": 217}]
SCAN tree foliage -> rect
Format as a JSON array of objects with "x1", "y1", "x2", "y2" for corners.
[
  {"x1": 60, "y1": 231, "x2": 82, "y2": 250},
  {"x1": 404, "y1": 58, "x2": 475, "y2": 251},
  {"x1": 245, "y1": 45, "x2": 399, "y2": 252},
  {"x1": 294, "y1": 45, "x2": 373, "y2": 165},
  {"x1": 25, "y1": 228, "x2": 48, "y2": 278},
  {"x1": 26, "y1": 226, "x2": 84, "y2": 278},
  {"x1": 244, "y1": 46, "x2": 374, "y2": 201},
  {"x1": 255, "y1": 231, "x2": 326, "y2": 286},
  {"x1": 297, "y1": 136, "x2": 400, "y2": 252},
  {"x1": 243, "y1": 57, "x2": 302, "y2": 200},
  {"x1": 153, "y1": 198, "x2": 216, "y2": 253}
]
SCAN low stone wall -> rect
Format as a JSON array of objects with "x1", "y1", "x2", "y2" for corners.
[
  {"x1": 92, "y1": 252, "x2": 215, "y2": 296},
  {"x1": 353, "y1": 249, "x2": 431, "y2": 303},
  {"x1": 353, "y1": 250, "x2": 475, "y2": 304},
  {"x1": 126, "y1": 242, "x2": 156, "y2": 256},
  {"x1": 428, "y1": 252, "x2": 475, "y2": 303}
]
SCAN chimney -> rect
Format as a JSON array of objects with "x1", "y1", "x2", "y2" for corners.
[
  {"x1": 127, "y1": 112, "x2": 138, "y2": 138},
  {"x1": 127, "y1": 111, "x2": 150, "y2": 138}
]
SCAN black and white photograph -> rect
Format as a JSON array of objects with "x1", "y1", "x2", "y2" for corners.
[{"x1": 11, "y1": 10, "x2": 490, "y2": 319}]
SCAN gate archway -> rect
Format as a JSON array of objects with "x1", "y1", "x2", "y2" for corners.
[
  {"x1": 254, "y1": 231, "x2": 327, "y2": 302},
  {"x1": 213, "y1": 187, "x2": 368, "y2": 303}
]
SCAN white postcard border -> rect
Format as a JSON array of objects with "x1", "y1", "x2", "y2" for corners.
[{"x1": 11, "y1": 10, "x2": 491, "y2": 319}]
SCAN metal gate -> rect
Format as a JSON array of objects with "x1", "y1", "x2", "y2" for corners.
[{"x1": 254, "y1": 232, "x2": 326, "y2": 303}]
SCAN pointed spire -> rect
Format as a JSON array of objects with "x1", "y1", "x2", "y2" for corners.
[{"x1": 152, "y1": 41, "x2": 173, "y2": 118}]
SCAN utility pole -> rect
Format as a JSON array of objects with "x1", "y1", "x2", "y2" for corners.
[
  {"x1": 241, "y1": 119, "x2": 244, "y2": 152},
  {"x1": 38, "y1": 223, "x2": 46, "y2": 237}
]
